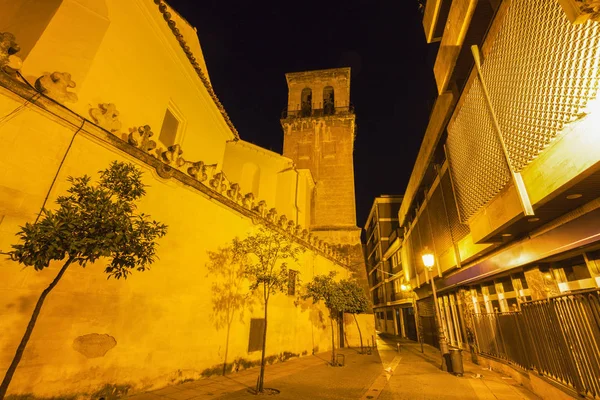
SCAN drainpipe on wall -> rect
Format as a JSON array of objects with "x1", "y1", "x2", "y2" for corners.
[{"x1": 294, "y1": 166, "x2": 300, "y2": 224}]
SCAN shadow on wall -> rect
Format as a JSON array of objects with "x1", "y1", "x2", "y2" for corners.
[{"x1": 205, "y1": 244, "x2": 255, "y2": 376}]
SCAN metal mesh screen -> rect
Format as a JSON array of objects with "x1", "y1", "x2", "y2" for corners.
[
  {"x1": 446, "y1": 0, "x2": 600, "y2": 221},
  {"x1": 428, "y1": 183, "x2": 453, "y2": 254},
  {"x1": 440, "y1": 172, "x2": 470, "y2": 241}
]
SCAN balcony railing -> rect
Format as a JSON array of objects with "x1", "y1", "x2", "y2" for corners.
[{"x1": 281, "y1": 104, "x2": 354, "y2": 119}]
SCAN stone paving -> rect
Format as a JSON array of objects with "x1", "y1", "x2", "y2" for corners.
[
  {"x1": 127, "y1": 335, "x2": 543, "y2": 400},
  {"x1": 376, "y1": 337, "x2": 541, "y2": 400},
  {"x1": 126, "y1": 348, "x2": 383, "y2": 400}
]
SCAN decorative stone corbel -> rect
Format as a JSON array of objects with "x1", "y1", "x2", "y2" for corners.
[
  {"x1": 286, "y1": 220, "x2": 295, "y2": 233},
  {"x1": 90, "y1": 103, "x2": 122, "y2": 133},
  {"x1": 128, "y1": 125, "x2": 156, "y2": 153},
  {"x1": 0, "y1": 32, "x2": 22, "y2": 72},
  {"x1": 266, "y1": 208, "x2": 277, "y2": 223},
  {"x1": 301, "y1": 229, "x2": 309, "y2": 240},
  {"x1": 253, "y1": 200, "x2": 267, "y2": 217},
  {"x1": 156, "y1": 163, "x2": 174, "y2": 179},
  {"x1": 278, "y1": 215, "x2": 287, "y2": 228},
  {"x1": 227, "y1": 183, "x2": 240, "y2": 201},
  {"x1": 294, "y1": 224, "x2": 302, "y2": 236},
  {"x1": 35, "y1": 72, "x2": 78, "y2": 104},
  {"x1": 161, "y1": 144, "x2": 186, "y2": 168},
  {"x1": 243, "y1": 193, "x2": 255, "y2": 209},
  {"x1": 187, "y1": 161, "x2": 208, "y2": 182},
  {"x1": 209, "y1": 172, "x2": 227, "y2": 194}
]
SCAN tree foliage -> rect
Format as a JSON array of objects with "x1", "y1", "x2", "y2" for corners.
[
  {"x1": 303, "y1": 272, "x2": 344, "y2": 320},
  {"x1": 338, "y1": 279, "x2": 370, "y2": 315},
  {"x1": 0, "y1": 161, "x2": 167, "y2": 399},
  {"x1": 236, "y1": 226, "x2": 303, "y2": 393},
  {"x1": 9, "y1": 161, "x2": 167, "y2": 277},
  {"x1": 303, "y1": 274, "x2": 371, "y2": 360},
  {"x1": 237, "y1": 227, "x2": 303, "y2": 301}
]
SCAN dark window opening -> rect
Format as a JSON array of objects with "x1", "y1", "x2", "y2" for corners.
[
  {"x1": 248, "y1": 318, "x2": 265, "y2": 352},
  {"x1": 301, "y1": 88, "x2": 312, "y2": 117},
  {"x1": 159, "y1": 108, "x2": 179, "y2": 146},
  {"x1": 323, "y1": 86, "x2": 335, "y2": 115},
  {"x1": 288, "y1": 270, "x2": 298, "y2": 295}
]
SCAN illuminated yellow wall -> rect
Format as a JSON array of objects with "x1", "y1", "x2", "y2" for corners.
[
  {"x1": 222, "y1": 140, "x2": 315, "y2": 228},
  {"x1": 0, "y1": 90, "x2": 370, "y2": 398},
  {"x1": 0, "y1": 0, "x2": 373, "y2": 397}
]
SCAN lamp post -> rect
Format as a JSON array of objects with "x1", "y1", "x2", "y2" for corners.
[{"x1": 421, "y1": 248, "x2": 450, "y2": 371}]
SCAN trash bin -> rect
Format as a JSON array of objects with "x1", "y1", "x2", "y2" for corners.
[{"x1": 449, "y1": 348, "x2": 464, "y2": 376}]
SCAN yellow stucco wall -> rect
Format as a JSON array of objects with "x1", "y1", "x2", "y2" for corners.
[
  {"x1": 0, "y1": 1, "x2": 374, "y2": 396},
  {"x1": 3, "y1": 0, "x2": 233, "y2": 167},
  {"x1": 0, "y1": 91, "x2": 370, "y2": 398}
]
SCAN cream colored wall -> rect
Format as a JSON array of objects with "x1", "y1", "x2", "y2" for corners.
[
  {"x1": 222, "y1": 140, "x2": 315, "y2": 227},
  {"x1": 0, "y1": 95, "x2": 353, "y2": 397},
  {"x1": 6, "y1": 0, "x2": 233, "y2": 166}
]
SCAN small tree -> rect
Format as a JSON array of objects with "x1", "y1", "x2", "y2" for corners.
[
  {"x1": 206, "y1": 244, "x2": 252, "y2": 375},
  {"x1": 338, "y1": 279, "x2": 370, "y2": 353},
  {"x1": 237, "y1": 227, "x2": 303, "y2": 393},
  {"x1": 0, "y1": 162, "x2": 167, "y2": 399},
  {"x1": 302, "y1": 272, "x2": 345, "y2": 365}
]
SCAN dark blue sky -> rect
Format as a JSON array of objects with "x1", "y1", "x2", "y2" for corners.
[{"x1": 168, "y1": 0, "x2": 438, "y2": 227}]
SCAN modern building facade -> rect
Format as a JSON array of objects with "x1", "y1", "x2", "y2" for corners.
[
  {"x1": 364, "y1": 196, "x2": 418, "y2": 339},
  {"x1": 0, "y1": 1, "x2": 373, "y2": 398},
  {"x1": 380, "y1": 0, "x2": 600, "y2": 397}
]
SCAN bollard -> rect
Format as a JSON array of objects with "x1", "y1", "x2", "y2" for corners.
[
  {"x1": 336, "y1": 354, "x2": 346, "y2": 367},
  {"x1": 396, "y1": 342, "x2": 400, "y2": 352}
]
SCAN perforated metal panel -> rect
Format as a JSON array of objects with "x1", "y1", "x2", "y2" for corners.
[
  {"x1": 447, "y1": 0, "x2": 600, "y2": 221},
  {"x1": 428, "y1": 183, "x2": 453, "y2": 254}
]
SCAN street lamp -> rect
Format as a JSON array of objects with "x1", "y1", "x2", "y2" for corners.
[{"x1": 421, "y1": 247, "x2": 450, "y2": 371}]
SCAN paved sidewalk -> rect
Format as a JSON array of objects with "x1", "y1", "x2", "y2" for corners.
[
  {"x1": 376, "y1": 336, "x2": 540, "y2": 400},
  {"x1": 127, "y1": 336, "x2": 542, "y2": 400},
  {"x1": 127, "y1": 347, "x2": 383, "y2": 400}
]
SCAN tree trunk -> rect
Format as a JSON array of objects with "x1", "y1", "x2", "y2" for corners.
[
  {"x1": 330, "y1": 317, "x2": 336, "y2": 365},
  {"x1": 0, "y1": 258, "x2": 73, "y2": 399},
  {"x1": 222, "y1": 322, "x2": 231, "y2": 376},
  {"x1": 353, "y1": 313, "x2": 364, "y2": 354},
  {"x1": 256, "y1": 299, "x2": 268, "y2": 393}
]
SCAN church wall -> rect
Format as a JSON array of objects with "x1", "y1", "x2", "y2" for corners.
[
  {"x1": 7, "y1": 0, "x2": 233, "y2": 167},
  {"x1": 0, "y1": 87, "x2": 356, "y2": 398}
]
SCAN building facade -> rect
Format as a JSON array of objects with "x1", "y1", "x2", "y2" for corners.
[
  {"x1": 382, "y1": 0, "x2": 600, "y2": 397},
  {"x1": 363, "y1": 196, "x2": 418, "y2": 339},
  {"x1": 0, "y1": 1, "x2": 373, "y2": 398}
]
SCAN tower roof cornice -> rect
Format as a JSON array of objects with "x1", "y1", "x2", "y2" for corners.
[{"x1": 285, "y1": 67, "x2": 351, "y2": 84}]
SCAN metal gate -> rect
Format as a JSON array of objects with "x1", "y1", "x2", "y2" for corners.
[{"x1": 472, "y1": 289, "x2": 600, "y2": 399}]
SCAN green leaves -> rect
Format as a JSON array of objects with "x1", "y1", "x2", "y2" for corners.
[
  {"x1": 236, "y1": 227, "x2": 304, "y2": 301},
  {"x1": 303, "y1": 274, "x2": 370, "y2": 319},
  {"x1": 8, "y1": 161, "x2": 167, "y2": 278}
]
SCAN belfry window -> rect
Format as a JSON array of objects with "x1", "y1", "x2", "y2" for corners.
[
  {"x1": 323, "y1": 86, "x2": 335, "y2": 115},
  {"x1": 301, "y1": 88, "x2": 312, "y2": 117}
]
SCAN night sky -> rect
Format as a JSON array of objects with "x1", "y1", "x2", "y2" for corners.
[{"x1": 168, "y1": 0, "x2": 439, "y2": 227}]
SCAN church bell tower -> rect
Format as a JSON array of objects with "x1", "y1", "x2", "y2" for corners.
[{"x1": 280, "y1": 68, "x2": 361, "y2": 245}]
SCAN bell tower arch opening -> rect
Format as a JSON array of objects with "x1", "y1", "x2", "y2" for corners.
[{"x1": 300, "y1": 87, "x2": 312, "y2": 117}]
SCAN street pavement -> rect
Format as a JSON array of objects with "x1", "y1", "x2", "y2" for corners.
[
  {"x1": 376, "y1": 336, "x2": 540, "y2": 400},
  {"x1": 126, "y1": 336, "x2": 541, "y2": 400}
]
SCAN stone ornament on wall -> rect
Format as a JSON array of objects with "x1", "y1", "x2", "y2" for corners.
[
  {"x1": 35, "y1": 72, "x2": 78, "y2": 104},
  {"x1": 0, "y1": 32, "x2": 22, "y2": 72},
  {"x1": 90, "y1": 103, "x2": 122, "y2": 133},
  {"x1": 128, "y1": 125, "x2": 157, "y2": 154},
  {"x1": 559, "y1": 0, "x2": 600, "y2": 23}
]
